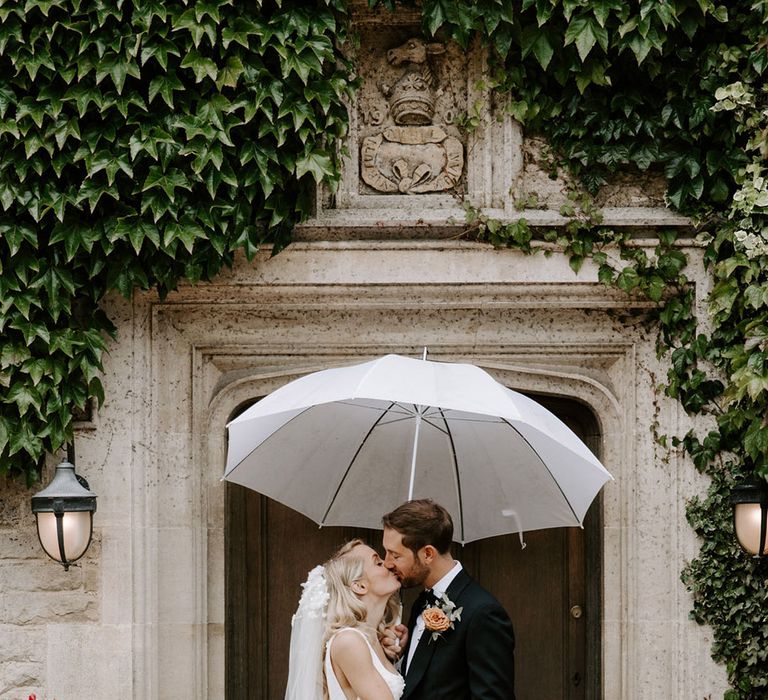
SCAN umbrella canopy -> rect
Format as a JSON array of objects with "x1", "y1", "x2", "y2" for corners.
[{"x1": 224, "y1": 354, "x2": 612, "y2": 543}]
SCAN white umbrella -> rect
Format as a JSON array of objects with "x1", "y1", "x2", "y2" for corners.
[{"x1": 224, "y1": 354, "x2": 612, "y2": 543}]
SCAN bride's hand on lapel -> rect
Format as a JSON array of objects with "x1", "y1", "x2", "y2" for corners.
[{"x1": 380, "y1": 623, "x2": 409, "y2": 661}]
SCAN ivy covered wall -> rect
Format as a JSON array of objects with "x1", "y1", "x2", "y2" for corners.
[
  {"x1": 1, "y1": 0, "x2": 767, "y2": 695},
  {"x1": 0, "y1": 0, "x2": 352, "y2": 482}
]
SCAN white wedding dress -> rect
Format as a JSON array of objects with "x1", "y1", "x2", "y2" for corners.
[{"x1": 325, "y1": 627, "x2": 405, "y2": 700}]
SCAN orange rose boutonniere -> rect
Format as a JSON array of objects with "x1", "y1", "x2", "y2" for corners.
[{"x1": 422, "y1": 592, "x2": 463, "y2": 642}]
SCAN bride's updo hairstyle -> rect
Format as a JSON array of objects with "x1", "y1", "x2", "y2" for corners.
[{"x1": 322, "y1": 538, "x2": 400, "y2": 644}]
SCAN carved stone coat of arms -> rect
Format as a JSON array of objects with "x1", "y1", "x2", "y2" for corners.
[{"x1": 360, "y1": 36, "x2": 465, "y2": 195}]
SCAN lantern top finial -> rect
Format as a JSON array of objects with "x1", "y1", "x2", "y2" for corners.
[{"x1": 31, "y1": 460, "x2": 96, "y2": 513}]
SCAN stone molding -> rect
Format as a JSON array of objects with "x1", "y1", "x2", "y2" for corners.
[{"x1": 297, "y1": 206, "x2": 691, "y2": 239}]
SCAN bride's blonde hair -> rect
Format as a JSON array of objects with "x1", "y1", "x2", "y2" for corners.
[{"x1": 321, "y1": 539, "x2": 400, "y2": 697}]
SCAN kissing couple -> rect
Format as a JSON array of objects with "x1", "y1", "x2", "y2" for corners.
[{"x1": 285, "y1": 499, "x2": 516, "y2": 699}]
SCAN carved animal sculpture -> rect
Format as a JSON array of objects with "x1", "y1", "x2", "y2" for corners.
[
  {"x1": 383, "y1": 37, "x2": 445, "y2": 125},
  {"x1": 387, "y1": 37, "x2": 444, "y2": 89}
]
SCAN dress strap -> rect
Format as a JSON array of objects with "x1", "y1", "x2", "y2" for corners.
[
  {"x1": 330, "y1": 627, "x2": 368, "y2": 642},
  {"x1": 327, "y1": 626, "x2": 373, "y2": 654},
  {"x1": 328, "y1": 627, "x2": 399, "y2": 679}
]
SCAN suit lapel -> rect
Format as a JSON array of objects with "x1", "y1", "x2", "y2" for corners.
[
  {"x1": 403, "y1": 592, "x2": 429, "y2": 697},
  {"x1": 403, "y1": 570, "x2": 473, "y2": 698},
  {"x1": 403, "y1": 624, "x2": 437, "y2": 697},
  {"x1": 444, "y1": 567, "x2": 471, "y2": 600}
]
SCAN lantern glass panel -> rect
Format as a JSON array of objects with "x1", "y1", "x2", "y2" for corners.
[
  {"x1": 734, "y1": 502, "x2": 768, "y2": 556},
  {"x1": 36, "y1": 511, "x2": 92, "y2": 563}
]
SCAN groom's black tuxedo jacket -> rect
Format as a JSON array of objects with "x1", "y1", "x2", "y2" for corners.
[{"x1": 403, "y1": 568, "x2": 515, "y2": 700}]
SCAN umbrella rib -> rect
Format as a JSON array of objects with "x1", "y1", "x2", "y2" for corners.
[
  {"x1": 438, "y1": 408, "x2": 465, "y2": 544},
  {"x1": 434, "y1": 415, "x2": 504, "y2": 424},
  {"x1": 320, "y1": 401, "x2": 398, "y2": 525},
  {"x1": 336, "y1": 400, "x2": 397, "y2": 412},
  {"x1": 420, "y1": 416, "x2": 448, "y2": 436},
  {"x1": 423, "y1": 409, "x2": 504, "y2": 425},
  {"x1": 499, "y1": 418, "x2": 581, "y2": 524},
  {"x1": 338, "y1": 400, "x2": 413, "y2": 417},
  {"x1": 379, "y1": 414, "x2": 420, "y2": 427}
]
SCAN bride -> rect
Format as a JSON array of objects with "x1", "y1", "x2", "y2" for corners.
[{"x1": 286, "y1": 538, "x2": 405, "y2": 700}]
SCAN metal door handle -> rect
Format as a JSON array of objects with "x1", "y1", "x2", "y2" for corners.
[{"x1": 570, "y1": 605, "x2": 583, "y2": 619}]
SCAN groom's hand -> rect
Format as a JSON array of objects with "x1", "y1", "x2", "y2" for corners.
[{"x1": 380, "y1": 624, "x2": 409, "y2": 661}]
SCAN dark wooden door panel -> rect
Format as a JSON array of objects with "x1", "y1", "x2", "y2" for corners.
[{"x1": 467, "y1": 529, "x2": 568, "y2": 698}]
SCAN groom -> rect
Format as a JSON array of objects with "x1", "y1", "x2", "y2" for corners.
[{"x1": 382, "y1": 499, "x2": 516, "y2": 699}]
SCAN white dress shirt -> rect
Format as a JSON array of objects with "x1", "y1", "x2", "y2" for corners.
[{"x1": 405, "y1": 561, "x2": 463, "y2": 673}]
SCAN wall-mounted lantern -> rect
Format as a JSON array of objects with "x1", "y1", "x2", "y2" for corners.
[
  {"x1": 731, "y1": 479, "x2": 768, "y2": 558},
  {"x1": 31, "y1": 460, "x2": 97, "y2": 570}
]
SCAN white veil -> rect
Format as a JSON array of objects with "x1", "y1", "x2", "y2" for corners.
[{"x1": 285, "y1": 565, "x2": 329, "y2": 700}]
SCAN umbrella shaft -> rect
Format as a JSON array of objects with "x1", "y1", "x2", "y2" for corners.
[{"x1": 407, "y1": 408, "x2": 422, "y2": 501}]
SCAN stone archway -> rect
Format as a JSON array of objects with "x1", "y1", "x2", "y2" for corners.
[
  {"x1": 200, "y1": 339, "x2": 630, "y2": 698},
  {"x1": 208, "y1": 358, "x2": 617, "y2": 699}
]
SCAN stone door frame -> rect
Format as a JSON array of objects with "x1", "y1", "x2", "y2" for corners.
[{"x1": 123, "y1": 241, "x2": 710, "y2": 698}]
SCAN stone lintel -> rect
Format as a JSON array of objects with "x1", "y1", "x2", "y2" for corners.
[{"x1": 297, "y1": 206, "x2": 691, "y2": 240}]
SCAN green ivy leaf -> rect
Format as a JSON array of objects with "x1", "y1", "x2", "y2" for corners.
[
  {"x1": 132, "y1": 0, "x2": 169, "y2": 30},
  {"x1": 744, "y1": 416, "x2": 768, "y2": 459},
  {"x1": 295, "y1": 150, "x2": 333, "y2": 183},
  {"x1": 149, "y1": 73, "x2": 183, "y2": 108},
  {"x1": 616, "y1": 265, "x2": 640, "y2": 292},
  {"x1": 142, "y1": 165, "x2": 193, "y2": 202},
  {"x1": 425, "y1": 0, "x2": 446, "y2": 36},
  {"x1": 520, "y1": 25, "x2": 554, "y2": 70},
  {"x1": 9, "y1": 319, "x2": 51, "y2": 346},
  {"x1": 216, "y1": 56, "x2": 245, "y2": 90},
  {"x1": 565, "y1": 15, "x2": 607, "y2": 62},
  {"x1": 76, "y1": 179, "x2": 119, "y2": 213},
  {"x1": 0, "y1": 415, "x2": 9, "y2": 453},
  {"x1": 5, "y1": 381, "x2": 42, "y2": 416},
  {"x1": 140, "y1": 38, "x2": 180, "y2": 70},
  {"x1": 221, "y1": 17, "x2": 263, "y2": 49},
  {"x1": 0, "y1": 223, "x2": 37, "y2": 256},
  {"x1": 164, "y1": 219, "x2": 207, "y2": 254},
  {"x1": 180, "y1": 50, "x2": 218, "y2": 83},
  {"x1": 1, "y1": 344, "x2": 32, "y2": 369}
]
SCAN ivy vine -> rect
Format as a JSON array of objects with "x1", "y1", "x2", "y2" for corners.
[
  {"x1": 2, "y1": 0, "x2": 768, "y2": 694},
  {"x1": 0, "y1": 0, "x2": 353, "y2": 483}
]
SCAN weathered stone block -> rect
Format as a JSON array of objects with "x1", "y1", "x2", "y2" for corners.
[
  {"x1": 0, "y1": 661, "x2": 42, "y2": 698},
  {"x1": 47, "y1": 624, "x2": 131, "y2": 700},
  {"x1": 0, "y1": 591, "x2": 97, "y2": 625}
]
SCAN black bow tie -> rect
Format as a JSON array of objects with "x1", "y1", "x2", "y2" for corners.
[
  {"x1": 417, "y1": 588, "x2": 439, "y2": 609},
  {"x1": 407, "y1": 589, "x2": 440, "y2": 632}
]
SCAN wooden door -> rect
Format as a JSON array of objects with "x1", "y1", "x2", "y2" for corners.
[{"x1": 225, "y1": 396, "x2": 602, "y2": 699}]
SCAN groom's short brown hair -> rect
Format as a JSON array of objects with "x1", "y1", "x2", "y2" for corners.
[{"x1": 382, "y1": 499, "x2": 453, "y2": 554}]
